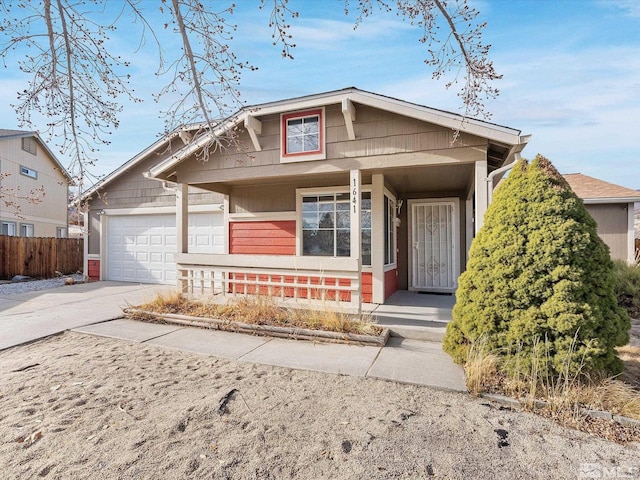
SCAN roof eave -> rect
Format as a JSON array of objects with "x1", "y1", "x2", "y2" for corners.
[{"x1": 582, "y1": 197, "x2": 640, "y2": 204}]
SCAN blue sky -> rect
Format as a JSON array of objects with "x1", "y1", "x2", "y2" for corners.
[{"x1": 1, "y1": 0, "x2": 639, "y2": 190}]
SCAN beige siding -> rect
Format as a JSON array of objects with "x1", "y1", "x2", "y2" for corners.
[
  {"x1": 585, "y1": 203, "x2": 630, "y2": 261},
  {"x1": 174, "y1": 105, "x2": 487, "y2": 184},
  {"x1": 0, "y1": 137, "x2": 69, "y2": 237},
  {"x1": 86, "y1": 142, "x2": 224, "y2": 255}
]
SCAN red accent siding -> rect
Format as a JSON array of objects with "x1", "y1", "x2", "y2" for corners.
[
  {"x1": 384, "y1": 268, "x2": 398, "y2": 300},
  {"x1": 229, "y1": 221, "x2": 296, "y2": 255},
  {"x1": 88, "y1": 259, "x2": 100, "y2": 281},
  {"x1": 362, "y1": 272, "x2": 373, "y2": 303}
]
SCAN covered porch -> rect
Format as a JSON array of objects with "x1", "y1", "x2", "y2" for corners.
[{"x1": 172, "y1": 160, "x2": 491, "y2": 309}]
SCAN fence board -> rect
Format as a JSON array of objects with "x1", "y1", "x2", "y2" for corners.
[{"x1": 0, "y1": 236, "x2": 83, "y2": 280}]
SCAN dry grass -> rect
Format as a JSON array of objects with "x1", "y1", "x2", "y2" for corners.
[
  {"x1": 463, "y1": 337, "x2": 640, "y2": 442},
  {"x1": 132, "y1": 292, "x2": 383, "y2": 336}
]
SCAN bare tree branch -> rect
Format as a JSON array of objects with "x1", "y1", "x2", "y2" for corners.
[{"x1": 0, "y1": 0, "x2": 500, "y2": 202}]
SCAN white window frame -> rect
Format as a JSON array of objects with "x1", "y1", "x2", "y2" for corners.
[
  {"x1": 280, "y1": 107, "x2": 326, "y2": 163},
  {"x1": 384, "y1": 189, "x2": 397, "y2": 268},
  {"x1": 2, "y1": 221, "x2": 17, "y2": 236},
  {"x1": 57, "y1": 227, "x2": 68, "y2": 238},
  {"x1": 20, "y1": 223, "x2": 35, "y2": 237},
  {"x1": 296, "y1": 185, "x2": 372, "y2": 267},
  {"x1": 20, "y1": 165, "x2": 38, "y2": 179}
]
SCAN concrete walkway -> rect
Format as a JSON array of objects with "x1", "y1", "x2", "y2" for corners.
[{"x1": 0, "y1": 281, "x2": 466, "y2": 392}]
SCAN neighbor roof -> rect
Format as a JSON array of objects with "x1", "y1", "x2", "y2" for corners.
[
  {"x1": 149, "y1": 87, "x2": 531, "y2": 179},
  {"x1": 0, "y1": 129, "x2": 74, "y2": 184},
  {"x1": 564, "y1": 173, "x2": 640, "y2": 203}
]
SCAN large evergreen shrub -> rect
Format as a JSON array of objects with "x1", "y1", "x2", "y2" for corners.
[{"x1": 443, "y1": 155, "x2": 630, "y2": 377}]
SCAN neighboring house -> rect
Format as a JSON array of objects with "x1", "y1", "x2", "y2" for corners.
[
  {"x1": 85, "y1": 87, "x2": 530, "y2": 305},
  {"x1": 82, "y1": 128, "x2": 224, "y2": 284},
  {"x1": 563, "y1": 173, "x2": 640, "y2": 263},
  {"x1": 0, "y1": 129, "x2": 72, "y2": 238}
]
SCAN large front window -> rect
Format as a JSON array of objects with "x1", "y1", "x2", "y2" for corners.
[{"x1": 302, "y1": 192, "x2": 371, "y2": 266}]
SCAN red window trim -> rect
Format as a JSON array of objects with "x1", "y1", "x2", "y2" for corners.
[{"x1": 281, "y1": 108, "x2": 324, "y2": 158}]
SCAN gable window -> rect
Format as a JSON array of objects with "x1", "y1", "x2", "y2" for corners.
[
  {"x1": 301, "y1": 190, "x2": 371, "y2": 266},
  {"x1": 1, "y1": 221, "x2": 17, "y2": 236},
  {"x1": 20, "y1": 165, "x2": 37, "y2": 179},
  {"x1": 22, "y1": 137, "x2": 37, "y2": 155},
  {"x1": 281, "y1": 108, "x2": 325, "y2": 162}
]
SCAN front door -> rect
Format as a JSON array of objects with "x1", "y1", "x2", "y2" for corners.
[{"x1": 410, "y1": 199, "x2": 459, "y2": 292}]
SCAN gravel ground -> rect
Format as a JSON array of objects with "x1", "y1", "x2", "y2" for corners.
[
  {"x1": 1, "y1": 332, "x2": 638, "y2": 480},
  {"x1": 0, "y1": 274, "x2": 85, "y2": 295}
]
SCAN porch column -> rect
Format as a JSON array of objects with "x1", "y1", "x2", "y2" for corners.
[
  {"x1": 350, "y1": 169, "x2": 362, "y2": 312},
  {"x1": 628, "y1": 202, "x2": 636, "y2": 264},
  {"x1": 176, "y1": 183, "x2": 188, "y2": 294},
  {"x1": 474, "y1": 160, "x2": 488, "y2": 233},
  {"x1": 371, "y1": 173, "x2": 385, "y2": 304},
  {"x1": 223, "y1": 194, "x2": 230, "y2": 255}
]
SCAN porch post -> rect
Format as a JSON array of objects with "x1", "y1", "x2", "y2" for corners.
[
  {"x1": 176, "y1": 183, "x2": 188, "y2": 294},
  {"x1": 371, "y1": 173, "x2": 385, "y2": 304},
  {"x1": 474, "y1": 160, "x2": 488, "y2": 233},
  {"x1": 350, "y1": 169, "x2": 362, "y2": 313}
]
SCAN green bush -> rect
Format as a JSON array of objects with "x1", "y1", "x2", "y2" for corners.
[
  {"x1": 443, "y1": 155, "x2": 630, "y2": 377},
  {"x1": 613, "y1": 260, "x2": 640, "y2": 319}
]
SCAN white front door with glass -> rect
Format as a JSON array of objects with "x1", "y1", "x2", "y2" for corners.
[{"x1": 410, "y1": 199, "x2": 459, "y2": 292}]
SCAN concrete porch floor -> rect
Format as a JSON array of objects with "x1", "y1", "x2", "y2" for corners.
[{"x1": 368, "y1": 290, "x2": 455, "y2": 341}]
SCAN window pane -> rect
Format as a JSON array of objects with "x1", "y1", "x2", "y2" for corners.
[
  {"x1": 304, "y1": 135, "x2": 318, "y2": 152},
  {"x1": 287, "y1": 118, "x2": 303, "y2": 134},
  {"x1": 302, "y1": 196, "x2": 318, "y2": 211},
  {"x1": 303, "y1": 117, "x2": 318, "y2": 134},
  {"x1": 287, "y1": 136, "x2": 303, "y2": 153},
  {"x1": 336, "y1": 230, "x2": 350, "y2": 257},
  {"x1": 336, "y1": 211, "x2": 350, "y2": 228},
  {"x1": 302, "y1": 213, "x2": 318, "y2": 229},
  {"x1": 318, "y1": 212, "x2": 334, "y2": 228},
  {"x1": 362, "y1": 230, "x2": 371, "y2": 266},
  {"x1": 303, "y1": 229, "x2": 333, "y2": 256},
  {"x1": 361, "y1": 210, "x2": 371, "y2": 229}
]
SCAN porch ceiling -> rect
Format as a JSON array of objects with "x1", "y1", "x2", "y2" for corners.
[
  {"x1": 375, "y1": 164, "x2": 474, "y2": 194},
  {"x1": 195, "y1": 164, "x2": 474, "y2": 196}
]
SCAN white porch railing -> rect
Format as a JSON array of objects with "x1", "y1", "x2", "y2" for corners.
[{"x1": 176, "y1": 253, "x2": 362, "y2": 308}]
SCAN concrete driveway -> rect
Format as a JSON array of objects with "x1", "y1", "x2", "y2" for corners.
[
  {"x1": 0, "y1": 281, "x2": 466, "y2": 392},
  {"x1": 0, "y1": 281, "x2": 171, "y2": 350}
]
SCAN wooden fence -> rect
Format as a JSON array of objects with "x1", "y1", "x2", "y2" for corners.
[{"x1": 0, "y1": 236, "x2": 83, "y2": 280}]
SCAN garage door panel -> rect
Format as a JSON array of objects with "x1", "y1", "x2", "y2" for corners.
[{"x1": 106, "y1": 212, "x2": 223, "y2": 285}]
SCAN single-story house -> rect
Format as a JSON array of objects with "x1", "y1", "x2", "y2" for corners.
[
  {"x1": 83, "y1": 87, "x2": 637, "y2": 306},
  {"x1": 84, "y1": 87, "x2": 530, "y2": 305}
]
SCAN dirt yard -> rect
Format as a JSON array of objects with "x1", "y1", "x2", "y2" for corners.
[{"x1": 1, "y1": 332, "x2": 639, "y2": 480}]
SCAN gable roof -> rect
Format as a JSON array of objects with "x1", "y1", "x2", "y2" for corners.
[
  {"x1": 0, "y1": 129, "x2": 74, "y2": 184},
  {"x1": 564, "y1": 173, "x2": 640, "y2": 203},
  {"x1": 148, "y1": 87, "x2": 531, "y2": 179},
  {"x1": 81, "y1": 123, "x2": 208, "y2": 200}
]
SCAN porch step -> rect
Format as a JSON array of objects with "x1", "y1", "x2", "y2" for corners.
[{"x1": 380, "y1": 322, "x2": 448, "y2": 342}]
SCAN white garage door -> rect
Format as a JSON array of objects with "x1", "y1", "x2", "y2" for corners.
[{"x1": 106, "y1": 212, "x2": 223, "y2": 285}]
